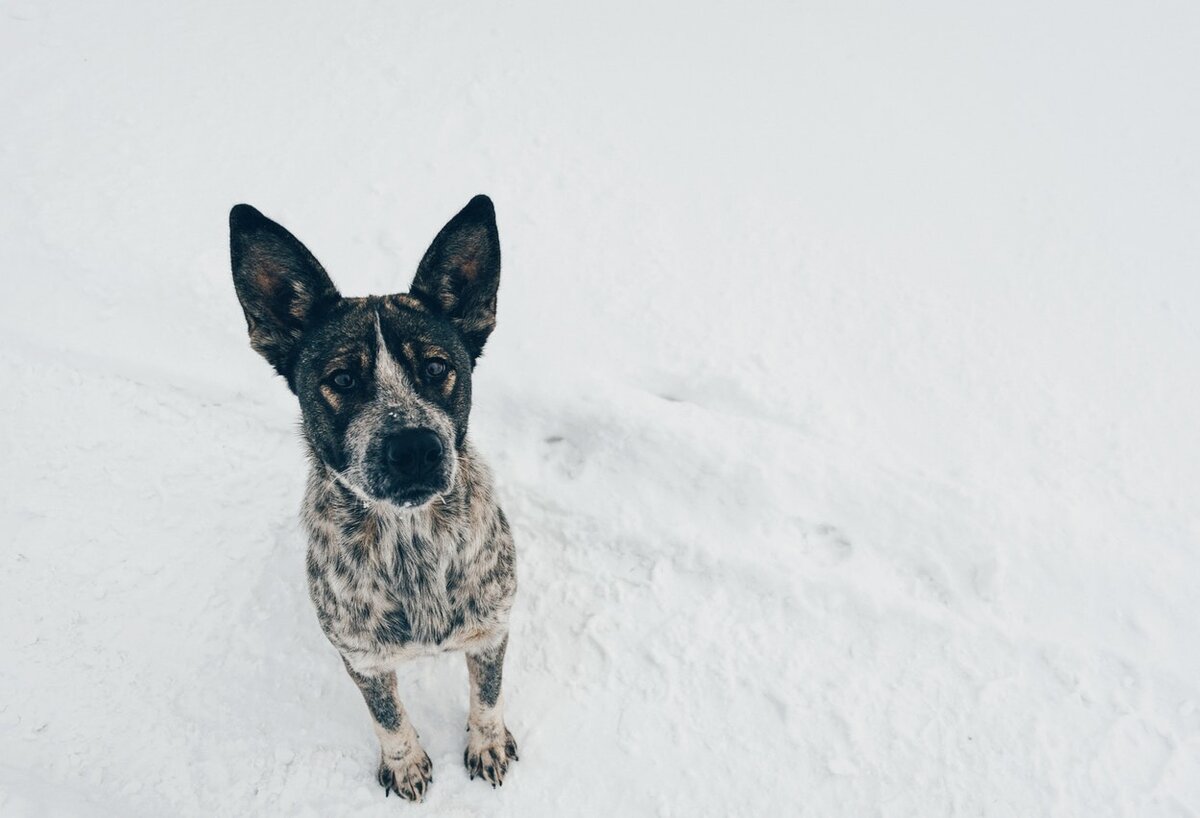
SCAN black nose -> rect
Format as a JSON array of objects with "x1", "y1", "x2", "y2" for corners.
[{"x1": 384, "y1": 429, "x2": 444, "y2": 480}]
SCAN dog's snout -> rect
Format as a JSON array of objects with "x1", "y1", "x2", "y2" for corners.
[{"x1": 384, "y1": 429, "x2": 444, "y2": 480}]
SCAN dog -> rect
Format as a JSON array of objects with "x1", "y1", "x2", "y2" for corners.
[{"x1": 229, "y1": 195, "x2": 517, "y2": 802}]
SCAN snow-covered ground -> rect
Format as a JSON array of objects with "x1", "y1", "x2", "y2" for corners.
[{"x1": 3, "y1": 1, "x2": 1200, "y2": 815}]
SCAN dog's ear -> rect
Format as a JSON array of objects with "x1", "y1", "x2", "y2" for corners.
[
  {"x1": 409, "y1": 195, "x2": 501, "y2": 363},
  {"x1": 229, "y1": 204, "x2": 340, "y2": 388}
]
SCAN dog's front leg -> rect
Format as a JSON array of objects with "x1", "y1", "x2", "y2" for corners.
[
  {"x1": 343, "y1": 660, "x2": 432, "y2": 801},
  {"x1": 464, "y1": 634, "x2": 518, "y2": 787}
]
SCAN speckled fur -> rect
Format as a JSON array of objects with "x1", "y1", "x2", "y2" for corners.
[
  {"x1": 229, "y1": 195, "x2": 518, "y2": 801},
  {"x1": 302, "y1": 444, "x2": 516, "y2": 675}
]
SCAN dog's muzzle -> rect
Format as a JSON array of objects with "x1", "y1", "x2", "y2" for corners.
[{"x1": 370, "y1": 427, "x2": 451, "y2": 507}]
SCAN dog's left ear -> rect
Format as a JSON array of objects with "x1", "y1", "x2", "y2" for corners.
[{"x1": 409, "y1": 195, "x2": 501, "y2": 363}]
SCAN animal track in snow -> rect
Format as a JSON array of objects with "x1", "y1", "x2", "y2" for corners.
[
  {"x1": 541, "y1": 433, "x2": 586, "y2": 480},
  {"x1": 793, "y1": 520, "x2": 855, "y2": 566}
]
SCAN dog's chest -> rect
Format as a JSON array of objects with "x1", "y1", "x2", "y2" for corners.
[{"x1": 303, "y1": 502, "x2": 513, "y2": 662}]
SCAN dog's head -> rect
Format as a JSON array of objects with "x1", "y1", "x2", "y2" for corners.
[{"x1": 230, "y1": 196, "x2": 501, "y2": 509}]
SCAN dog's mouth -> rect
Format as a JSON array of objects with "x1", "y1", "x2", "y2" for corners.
[
  {"x1": 389, "y1": 486, "x2": 442, "y2": 509},
  {"x1": 331, "y1": 468, "x2": 446, "y2": 510}
]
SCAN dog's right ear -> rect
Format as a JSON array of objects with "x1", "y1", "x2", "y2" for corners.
[{"x1": 229, "y1": 204, "x2": 340, "y2": 388}]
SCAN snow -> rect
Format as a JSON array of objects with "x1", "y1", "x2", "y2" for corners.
[{"x1": 2, "y1": 0, "x2": 1200, "y2": 815}]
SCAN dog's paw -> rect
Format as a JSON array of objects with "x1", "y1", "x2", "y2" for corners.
[
  {"x1": 464, "y1": 725, "x2": 518, "y2": 788},
  {"x1": 378, "y1": 748, "x2": 433, "y2": 802}
]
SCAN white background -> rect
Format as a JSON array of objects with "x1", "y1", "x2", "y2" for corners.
[{"x1": 2, "y1": 1, "x2": 1199, "y2": 815}]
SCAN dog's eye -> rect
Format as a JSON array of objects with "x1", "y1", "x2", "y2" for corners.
[
  {"x1": 330, "y1": 371, "x2": 356, "y2": 391},
  {"x1": 424, "y1": 360, "x2": 448, "y2": 380}
]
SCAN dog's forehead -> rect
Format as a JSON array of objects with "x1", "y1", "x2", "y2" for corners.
[
  {"x1": 303, "y1": 295, "x2": 460, "y2": 365},
  {"x1": 375, "y1": 295, "x2": 462, "y2": 356}
]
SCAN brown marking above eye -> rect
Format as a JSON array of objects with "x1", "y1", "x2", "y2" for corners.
[
  {"x1": 322, "y1": 346, "x2": 369, "y2": 380},
  {"x1": 389, "y1": 293, "x2": 428, "y2": 312}
]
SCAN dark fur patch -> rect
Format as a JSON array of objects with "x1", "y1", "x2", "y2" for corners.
[
  {"x1": 345, "y1": 664, "x2": 403, "y2": 733},
  {"x1": 468, "y1": 636, "x2": 508, "y2": 708},
  {"x1": 376, "y1": 607, "x2": 412, "y2": 643}
]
